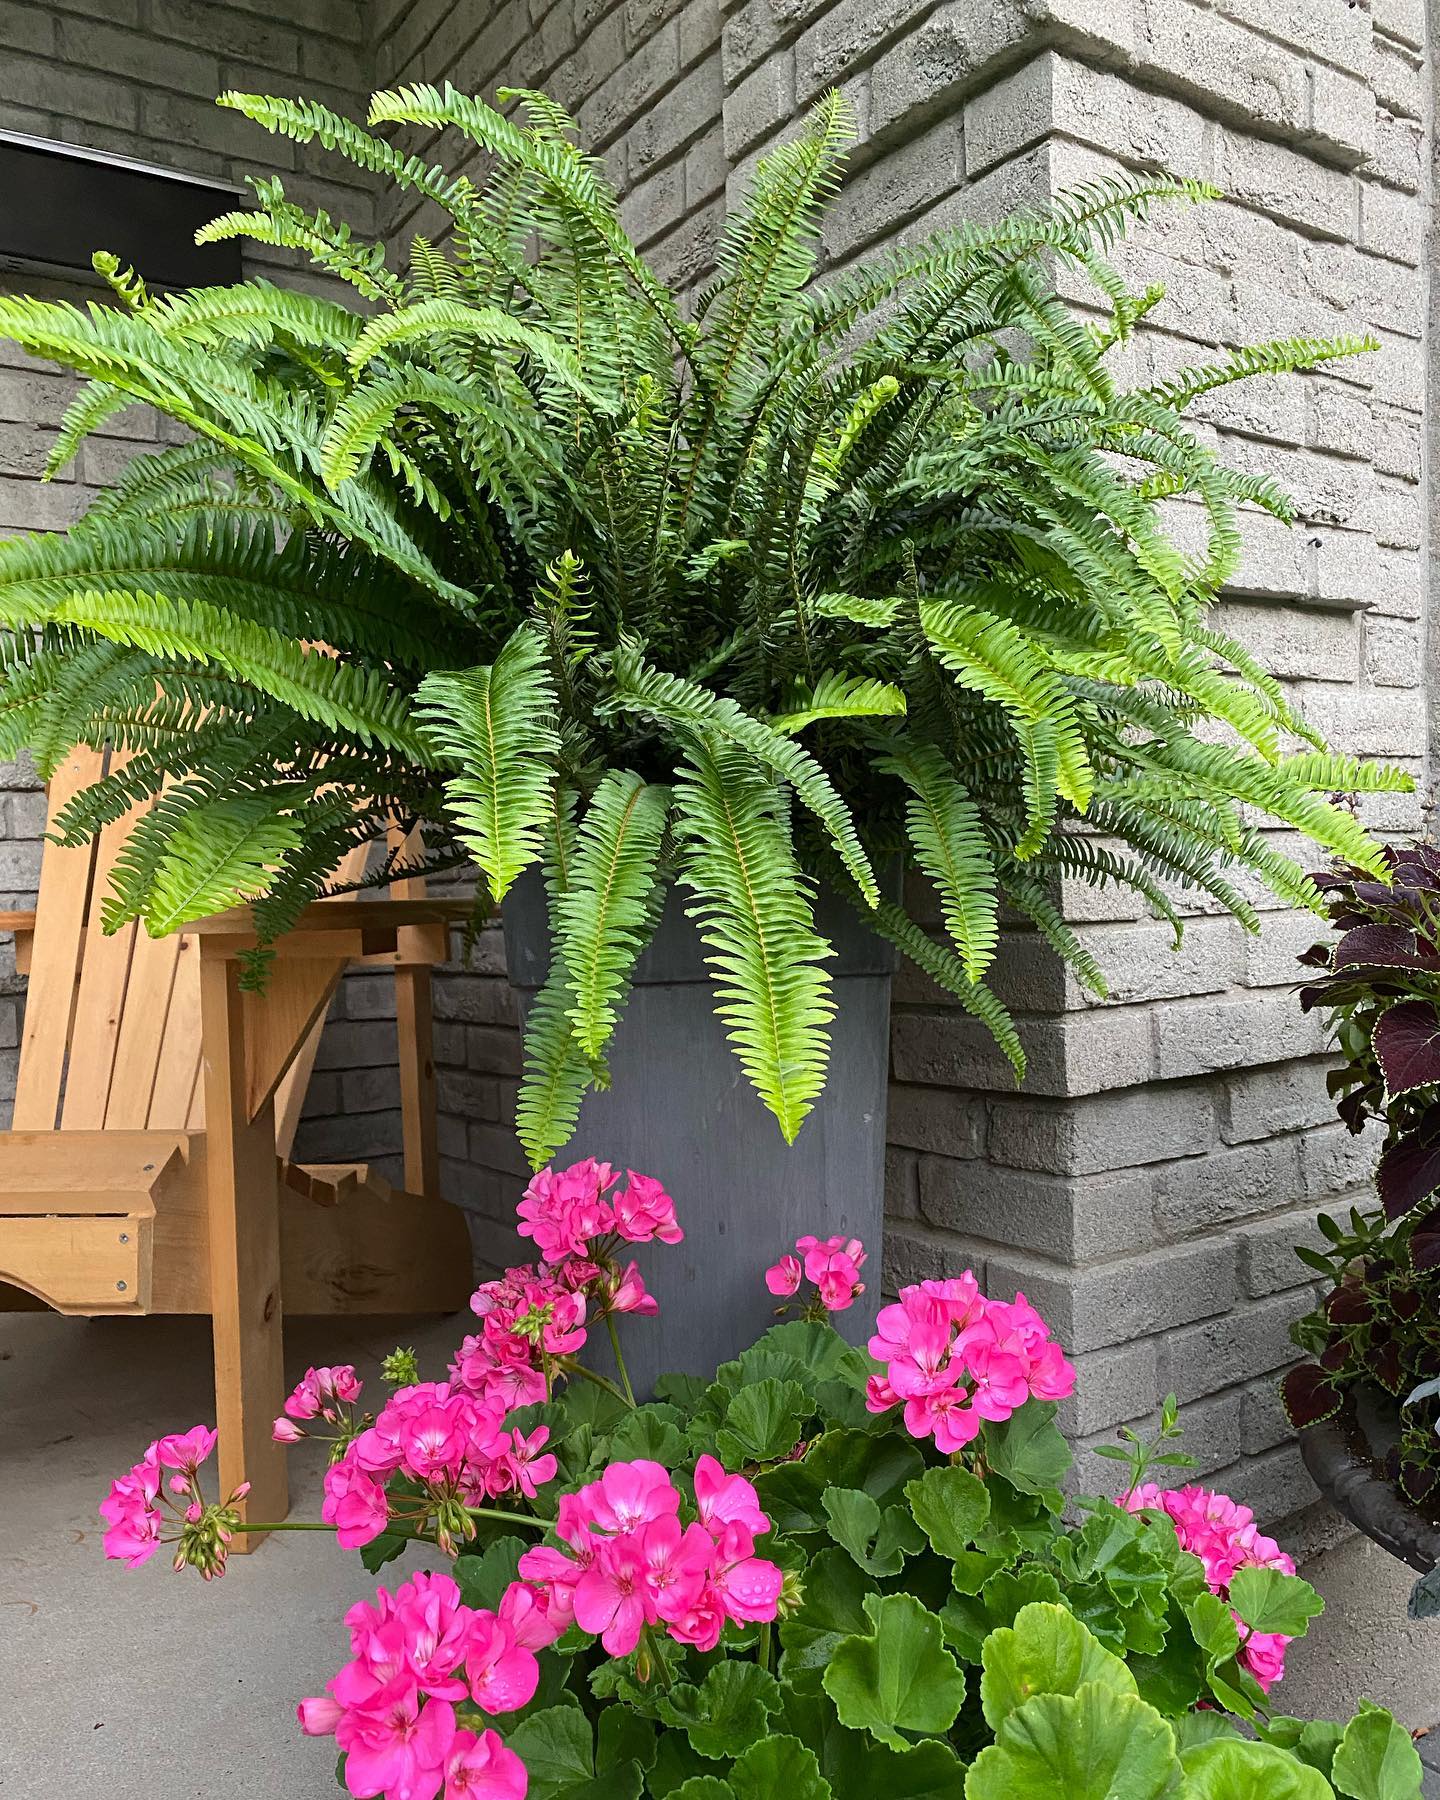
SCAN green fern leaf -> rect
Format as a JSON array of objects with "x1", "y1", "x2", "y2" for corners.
[
  {"x1": 416, "y1": 626, "x2": 561, "y2": 902},
  {"x1": 555, "y1": 771, "x2": 670, "y2": 1058},
  {"x1": 878, "y1": 743, "x2": 999, "y2": 982},
  {"x1": 144, "y1": 792, "x2": 304, "y2": 935},
  {"x1": 672, "y1": 739, "x2": 835, "y2": 1142}
]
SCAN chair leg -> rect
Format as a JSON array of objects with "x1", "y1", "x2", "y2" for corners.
[{"x1": 200, "y1": 950, "x2": 288, "y2": 1550}]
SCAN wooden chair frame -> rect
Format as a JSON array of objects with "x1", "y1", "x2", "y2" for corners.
[{"x1": 0, "y1": 750, "x2": 475, "y2": 1544}]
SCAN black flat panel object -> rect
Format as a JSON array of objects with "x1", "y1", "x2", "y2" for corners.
[{"x1": 0, "y1": 129, "x2": 245, "y2": 289}]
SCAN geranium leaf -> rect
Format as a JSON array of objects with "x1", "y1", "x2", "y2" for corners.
[
  {"x1": 823, "y1": 1592, "x2": 966, "y2": 1750},
  {"x1": 965, "y1": 1683, "x2": 1181, "y2": 1799},
  {"x1": 1374, "y1": 1000, "x2": 1440, "y2": 1097},
  {"x1": 1181, "y1": 1739, "x2": 1335, "y2": 1798},
  {"x1": 656, "y1": 1661, "x2": 782, "y2": 1760},
  {"x1": 729, "y1": 1735, "x2": 832, "y2": 1800},
  {"x1": 1227, "y1": 1567, "x2": 1325, "y2": 1639},
  {"x1": 778, "y1": 1545, "x2": 874, "y2": 1691},
  {"x1": 942, "y1": 1567, "x2": 1065, "y2": 1662},
  {"x1": 833, "y1": 1736, "x2": 968, "y2": 1800},
  {"x1": 756, "y1": 1428, "x2": 923, "y2": 1532},
  {"x1": 822, "y1": 1486, "x2": 924, "y2": 1576},
  {"x1": 453, "y1": 1535, "x2": 526, "y2": 1611},
  {"x1": 979, "y1": 1602, "x2": 1137, "y2": 1732},
  {"x1": 505, "y1": 1705, "x2": 647, "y2": 1800},
  {"x1": 1330, "y1": 1702, "x2": 1425, "y2": 1799},
  {"x1": 667, "y1": 1782, "x2": 734, "y2": 1800},
  {"x1": 716, "y1": 1377, "x2": 808, "y2": 1465},
  {"x1": 607, "y1": 1404, "x2": 687, "y2": 1467},
  {"x1": 905, "y1": 1464, "x2": 990, "y2": 1560},
  {"x1": 980, "y1": 1403, "x2": 1071, "y2": 1496}
]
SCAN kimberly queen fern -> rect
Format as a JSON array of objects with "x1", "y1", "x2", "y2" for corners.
[{"x1": 0, "y1": 83, "x2": 1406, "y2": 1160}]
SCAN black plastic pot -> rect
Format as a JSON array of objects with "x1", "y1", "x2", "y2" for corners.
[
  {"x1": 503, "y1": 869, "x2": 894, "y2": 1396},
  {"x1": 1299, "y1": 1382, "x2": 1440, "y2": 1576}
]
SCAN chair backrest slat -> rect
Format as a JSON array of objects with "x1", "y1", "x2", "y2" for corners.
[
  {"x1": 11, "y1": 748, "x2": 106, "y2": 1130},
  {"x1": 148, "y1": 931, "x2": 204, "y2": 1130},
  {"x1": 59, "y1": 777, "x2": 147, "y2": 1130}
]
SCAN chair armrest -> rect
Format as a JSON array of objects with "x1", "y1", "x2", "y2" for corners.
[
  {"x1": 0, "y1": 909, "x2": 38, "y2": 975},
  {"x1": 182, "y1": 897, "x2": 478, "y2": 964}
]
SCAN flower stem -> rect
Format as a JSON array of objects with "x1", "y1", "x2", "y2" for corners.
[
  {"x1": 757, "y1": 1621, "x2": 772, "y2": 1672},
  {"x1": 605, "y1": 1313, "x2": 638, "y2": 1408},
  {"x1": 572, "y1": 1359, "x2": 635, "y2": 1409}
]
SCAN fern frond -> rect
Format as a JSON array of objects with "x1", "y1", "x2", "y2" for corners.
[
  {"x1": 771, "y1": 671, "x2": 906, "y2": 734},
  {"x1": 415, "y1": 626, "x2": 560, "y2": 901},
  {"x1": 554, "y1": 771, "x2": 670, "y2": 1058},
  {"x1": 672, "y1": 739, "x2": 835, "y2": 1141},
  {"x1": 878, "y1": 742, "x2": 999, "y2": 981}
]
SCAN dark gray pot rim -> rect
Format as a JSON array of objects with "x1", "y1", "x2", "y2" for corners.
[{"x1": 1299, "y1": 1382, "x2": 1440, "y2": 1575}]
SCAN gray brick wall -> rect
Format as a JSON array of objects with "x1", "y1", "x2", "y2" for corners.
[
  {"x1": 0, "y1": 0, "x2": 1431, "y2": 1565},
  {"x1": 0, "y1": 0, "x2": 374, "y2": 1120}
]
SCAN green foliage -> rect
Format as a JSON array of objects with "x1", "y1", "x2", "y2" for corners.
[{"x1": 0, "y1": 82, "x2": 1403, "y2": 1149}]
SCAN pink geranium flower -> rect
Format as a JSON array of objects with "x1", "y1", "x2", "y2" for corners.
[
  {"x1": 693, "y1": 1455, "x2": 769, "y2": 1538},
  {"x1": 574, "y1": 1461, "x2": 680, "y2": 1536},
  {"x1": 613, "y1": 1172, "x2": 683, "y2": 1245},
  {"x1": 709, "y1": 1522, "x2": 784, "y2": 1624},
  {"x1": 444, "y1": 1728, "x2": 528, "y2": 1800},
  {"x1": 465, "y1": 1613, "x2": 540, "y2": 1716},
  {"x1": 322, "y1": 1451, "x2": 390, "y2": 1550},
  {"x1": 1121, "y1": 1482, "x2": 1298, "y2": 1691},
  {"x1": 765, "y1": 1254, "x2": 802, "y2": 1297},
  {"x1": 608, "y1": 1262, "x2": 658, "y2": 1316},
  {"x1": 153, "y1": 1425, "x2": 218, "y2": 1476},
  {"x1": 573, "y1": 1535, "x2": 655, "y2": 1655},
  {"x1": 335, "y1": 1681, "x2": 455, "y2": 1800},
  {"x1": 99, "y1": 1456, "x2": 164, "y2": 1569}
]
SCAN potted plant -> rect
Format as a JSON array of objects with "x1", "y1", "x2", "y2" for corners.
[
  {"x1": 104, "y1": 1160, "x2": 1427, "y2": 1799},
  {"x1": 1283, "y1": 845, "x2": 1440, "y2": 1610},
  {"x1": 0, "y1": 84, "x2": 1406, "y2": 1377}
]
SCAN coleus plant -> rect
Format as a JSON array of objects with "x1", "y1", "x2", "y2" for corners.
[
  {"x1": 1284, "y1": 847, "x2": 1440, "y2": 1509},
  {"x1": 105, "y1": 1162, "x2": 1423, "y2": 1799}
]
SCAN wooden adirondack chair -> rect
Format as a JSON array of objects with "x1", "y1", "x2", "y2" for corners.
[{"x1": 0, "y1": 745, "x2": 476, "y2": 1544}]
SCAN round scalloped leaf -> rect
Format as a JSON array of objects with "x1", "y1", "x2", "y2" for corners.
[
  {"x1": 1180, "y1": 1739, "x2": 1335, "y2": 1799},
  {"x1": 1227, "y1": 1567, "x2": 1325, "y2": 1640},
  {"x1": 905, "y1": 1463, "x2": 990, "y2": 1560},
  {"x1": 729, "y1": 1734, "x2": 832, "y2": 1800},
  {"x1": 979, "y1": 1404, "x2": 1071, "y2": 1497},
  {"x1": 655, "y1": 1660, "x2": 781, "y2": 1761},
  {"x1": 979, "y1": 1601, "x2": 1136, "y2": 1732},
  {"x1": 822, "y1": 1592, "x2": 966, "y2": 1750},
  {"x1": 965, "y1": 1682, "x2": 1181, "y2": 1800},
  {"x1": 1330, "y1": 1703, "x2": 1425, "y2": 1800}
]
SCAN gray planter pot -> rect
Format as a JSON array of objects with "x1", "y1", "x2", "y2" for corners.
[
  {"x1": 1299, "y1": 1383, "x2": 1440, "y2": 1575},
  {"x1": 503, "y1": 869, "x2": 894, "y2": 1395}
]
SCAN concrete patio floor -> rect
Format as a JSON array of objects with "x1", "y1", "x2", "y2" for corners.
[
  {"x1": 2, "y1": 1308, "x2": 463, "y2": 1799},
  {"x1": 4, "y1": 1306, "x2": 1439, "y2": 1797}
]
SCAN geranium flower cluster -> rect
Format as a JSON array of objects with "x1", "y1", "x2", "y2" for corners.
[
  {"x1": 865, "y1": 1273, "x2": 1076, "y2": 1452},
  {"x1": 765, "y1": 1233, "x2": 867, "y2": 1312},
  {"x1": 322, "y1": 1382, "x2": 558, "y2": 1552},
  {"x1": 100, "y1": 1424, "x2": 247, "y2": 1579},
  {"x1": 298, "y1": 1569, "x2": 535, "y2": 1800},
  {"x1": 272, "y1": 1364, "x2": 365, "y2": 1448},
  {"x1": 1121, "y1": 1483, "x2": 1298, "y2": 1691},
  {"x1": 513, "y1": 1456, "x2": 784, "y2": 1656},
  {"x1": 451, "y1": 1161, "x2": 679, "y2": 1407}
]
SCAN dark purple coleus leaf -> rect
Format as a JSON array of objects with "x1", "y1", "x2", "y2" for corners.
[
  {"x1": 1282, "y1": 1362, "x2": 1343, "y2": 1429},
  {"x1": 1296, "y1": 942, "x2": 1332, "y2": 970},
  {"x1": 1374, "y1": 1000, "x2": 1440, "y2": 1096},
  {"x1": 1334, "y1": 924, "x2": 1440, "y2": 975},
  {"x1": 1379, "y1": 1135, "x2": 1440, "y2": 1220},
  {"x1": 1326, "y1": 1284, "x2": 1374, "y2": 1325},
  {"x1": 1377, "y1": 1341, "x2": 1405, "y2": 1392},
  {"x1": 1410, "y1": 1208, "x2": 1440, "y2": 1274}
]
